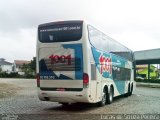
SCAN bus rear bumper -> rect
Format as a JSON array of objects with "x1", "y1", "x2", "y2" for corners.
[{"x1": 37, "y1": 88, "x2": 91, "y2": 103}]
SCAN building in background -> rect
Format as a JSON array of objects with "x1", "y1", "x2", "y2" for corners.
[
  {"x1": 136, "y1": 64, "x2": 158, "y2": 79},
  {"x1": 13, "y1": 60, "x2": 30, "y2": 75},
  {"x1": 0, "y1": 58, "x2": 13, "y2": 73},
  {"x1": 134, "y1": 48, "x2": 160, "y2": 79}
]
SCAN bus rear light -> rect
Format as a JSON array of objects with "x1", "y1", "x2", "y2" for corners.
[
  {"x1": 36, "y1": 73, "x2": 40, "y2": 87},
  {"x1": 83, "y1": 73, "x2": 89, "y2": 88}
]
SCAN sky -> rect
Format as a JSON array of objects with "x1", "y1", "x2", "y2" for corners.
[{"x1": 0, "y1": 0, "x2": 160, "y2": 62}]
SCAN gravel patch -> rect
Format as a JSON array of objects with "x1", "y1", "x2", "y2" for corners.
[{"x1": 0, "y1": 83, "x2": 22, "y2": 98}]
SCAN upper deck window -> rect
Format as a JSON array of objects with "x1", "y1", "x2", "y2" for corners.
[
  {"x1": 88, "y1": 25, "x2": 134, "y2": 62},
  {"x1": 38, "y1": 21, "x2": 83, "y2": 43}
]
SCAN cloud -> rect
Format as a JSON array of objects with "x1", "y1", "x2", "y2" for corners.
[
  {"x1": 0, "y1": 0, "x2": 160, "y2": 62},
  {"x1": 0, "y1": 0, "x2": 89, "y2": 32},
  {"x1": 0, "y1": 28, "x2": 36, "y2": 62},
  {"x1": 0, "y1": 0, "x2": 89, "y2": 62},
  {"x1": 113, "y1": 31, "x2": 160, "y2": 51}
]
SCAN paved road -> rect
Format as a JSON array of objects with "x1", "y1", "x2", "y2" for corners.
[{"x1": 0, "y1": 78, "x2": 160, "y2": 120}]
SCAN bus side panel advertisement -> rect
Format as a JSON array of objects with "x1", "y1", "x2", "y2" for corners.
[{"x1": 91, "y1": 46, "x2": 130, "y2": 94}]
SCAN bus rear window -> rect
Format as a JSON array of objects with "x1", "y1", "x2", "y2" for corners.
[{"x1": 38, "y1": 22, "x2": 83, "y2": 43}]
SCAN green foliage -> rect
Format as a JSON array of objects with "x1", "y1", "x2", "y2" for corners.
[
  {"x1": 135, "y1": 79, "x2": 160, "y2": 84},
  {"x1": 0, "y1": 72, "x2": 20, "y2": 78},
  {"x1": 0, "y1": 72, "x2": 35, "y2": 78},
  {"x1": 0, "y1": 66, "x2": 2, "y2": 72},
  {"x1": 21, "y1": 57, "x2": 36, "y2": 77},
  {"x1": 29, "y1": 57, "x2": 36, "y2": 72},
  {"x1": 0, "y1": 57, "x2": 36, "y2": 78}
]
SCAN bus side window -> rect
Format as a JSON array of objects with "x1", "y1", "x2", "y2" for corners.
[{"x1": 91, "y1": 64, "x2": 96, "y2": 80}]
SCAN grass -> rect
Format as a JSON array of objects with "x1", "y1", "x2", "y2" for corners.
[{"x1": 0, "y1": 83, "x2": 21, "y2": 98}]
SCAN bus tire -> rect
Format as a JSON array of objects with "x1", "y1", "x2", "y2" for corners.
[
  {"x1": 98, "y1": 89, "x2": 107, "y2": 107},
  {"x1": 129, "y1": 84, "x2": 133, "y2": 96},
  {"x1": 60, "y1": 102, "x2": 69, "y2": 106},
  {"x1": 106, "y1": 86, "x2": 113, "y2": 104},
  {"x1": 125, "y1": 84, "x2": 130, "y2": 97}
]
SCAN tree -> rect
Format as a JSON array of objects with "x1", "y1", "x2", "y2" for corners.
[
  {"x1": 21, "y1": 63, "x2": 29, "y2": 75},
  {"x1": 29, "y1": 57, "x2": 36, "y2": 73},
  {"x1": 0, "y1": 66, "x2": 2, "y2": 73},
  {"x1": 21, "y1": 57, "x2": 36, "y2": 77}
]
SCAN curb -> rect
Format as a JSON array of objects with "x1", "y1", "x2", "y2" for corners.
[{"x1": 136, "y1": 82, "x2": 160, "y2": 88}]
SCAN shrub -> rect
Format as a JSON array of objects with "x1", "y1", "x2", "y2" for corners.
[{"x1": 0, "y1": 72, "x2": 35, "y2": 79}]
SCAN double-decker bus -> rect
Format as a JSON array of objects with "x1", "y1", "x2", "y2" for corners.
[{"x1": 36, "y1": 20, "x2": 135, "y2": 106}]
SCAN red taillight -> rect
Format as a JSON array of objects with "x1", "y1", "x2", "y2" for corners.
[
  {"x1": 36, "y1": 73, "x2": 40, "y2": 87},
  {"x1": 83, "y1": 73, "x2": 89, "y2": 86}
]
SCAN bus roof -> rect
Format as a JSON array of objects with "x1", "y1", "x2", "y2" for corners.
[{"x1": 38, "y1": 20, "x2": 83, "y2": 28}]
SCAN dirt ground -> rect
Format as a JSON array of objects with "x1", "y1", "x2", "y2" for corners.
[{"x1": 0, "y1": 82, "x2": 21, "y2": 98}]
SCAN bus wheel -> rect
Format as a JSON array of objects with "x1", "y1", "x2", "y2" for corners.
[
  {"x1": 129, "y1": 84, "x2": 133, "y2": 96},
  {"x1": 106, "y1": 87, "x2": 113, "y2": 104},
  {"x1": 98, "y1": 89, "x2": 107, "y2": 107},
  {"x1": 60, "y1": 102, "x2": 69, "y2": 106},
  {"x1": 125, "y1": 84, "x2": 130, "y2": 97}
]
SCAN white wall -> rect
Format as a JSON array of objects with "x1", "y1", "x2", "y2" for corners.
[{"x1": 1, "y1": 65, "x2": 13, "y2": 73}]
